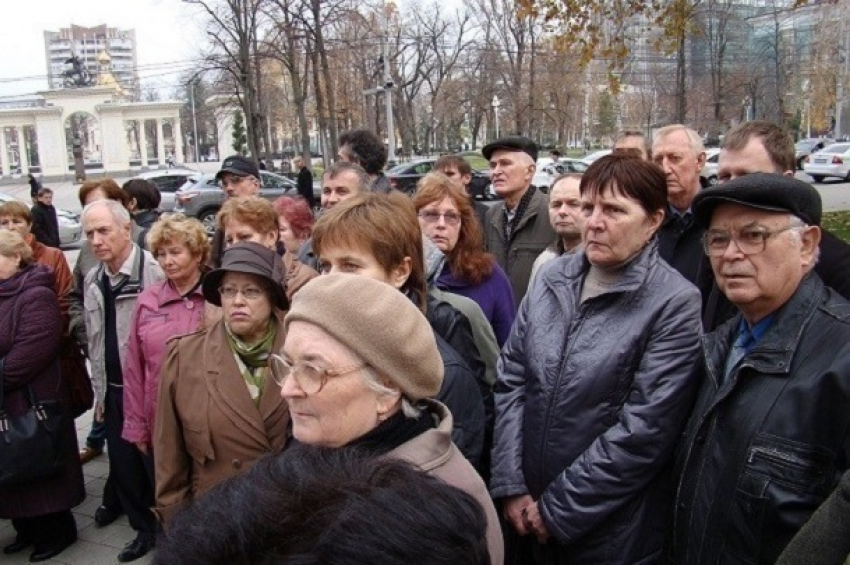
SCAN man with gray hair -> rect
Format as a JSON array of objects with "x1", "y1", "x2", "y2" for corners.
[
  {"x1": 671, "y1": 173, "x2": 850, "y2": 563},
  {"x1": 652, "y1": 124, "x2": 712, "y2": 293},
  {"x1": 298, "y1": 162, "x2": 371, "y2": 269},
  {"x1": 82, "y1": 199, "x2": 164, "y2": 562},
  {"x1": 483, "y1": 136, "x2": 555, "y2": 306}
]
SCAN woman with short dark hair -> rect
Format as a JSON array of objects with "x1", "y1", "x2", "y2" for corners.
[{"x1": 491, "y1": 154, "x2": 703, "y2": 563}]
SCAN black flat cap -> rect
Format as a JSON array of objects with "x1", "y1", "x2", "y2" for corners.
[
  {"x1": 203, "y1": 242, "x2": 288, "y2": 310},
  {"x1": 216, "y1": 155, "x2": 260, "y2": 180},
  {"x1": 482, "y1": 136, "x2": 538, "y2": 163},
  {"x1": 693, "y1": 173, "x2": 822, "y2": 227}
]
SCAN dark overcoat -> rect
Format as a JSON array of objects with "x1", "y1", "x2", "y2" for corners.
[{"x1": 0, "y1": 263, "x2": 85, "y2": 518}]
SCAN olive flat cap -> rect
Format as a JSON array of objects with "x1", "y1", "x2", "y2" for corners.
[
  {"x1": 692, "y1": 172, "x2": 822, "y2": 227},
  {"x1": 482, "y1": 136, "x2": 538, "y2": 163}
]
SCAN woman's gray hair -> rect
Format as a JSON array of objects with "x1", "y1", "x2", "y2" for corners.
[
  {"x1": 82, "y1": 198, "x2": 131, "y2": 229},
  {"x1": 360, "y1": 368, "x2": 423, "y2": 419}
]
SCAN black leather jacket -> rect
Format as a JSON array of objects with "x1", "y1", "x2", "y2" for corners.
[{"x1": 672, "y1": 273, "x2": 850, "y2": 564}]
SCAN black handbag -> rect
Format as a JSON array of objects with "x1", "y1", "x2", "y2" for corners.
[{"x1": 0, "y1": 356, "x2": 70, "y2": 487}]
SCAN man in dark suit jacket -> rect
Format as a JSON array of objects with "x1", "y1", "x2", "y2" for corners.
[
  {"x1": 30, "y1": 187, "x2": 61, "y2": 248},
  {"x1": 703, "y1": 120, "x2": 850, "y2": 330},
  {"x1": 294, "y1": 156, "x2": 315, "y2": 210}
]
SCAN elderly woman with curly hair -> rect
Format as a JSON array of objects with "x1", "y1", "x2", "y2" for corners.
[
  {"x1": 414, "y1": 173, "x2": 515, "y2": 347},
  {"x1": 122, "y1": 215, "x2": 210, "y2": 470},
  {"x1": 273, "y1": 196, "x2": 318, "y2": 299}
]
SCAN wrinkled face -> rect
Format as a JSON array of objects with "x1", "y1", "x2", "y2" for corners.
[
  {"x1": 652, "y1": 130, "x2": 705, "y2": 212},
  {"x1": 489, "y1": 149, "x2": 534, "y2": 200},
  {"x1": 224, "y1": 218, "x2": 277, "y2": 250},
  {"x1": 718, "y1": 137, "x2": 784, "y2": 182},
  {"x1": 219, "y1": 272, "x2": 273, "y2": 342},
  {"x1": 84, "y1": 206, "x2": 132, "y2": 266},
  {"x1": 318, "y1": 243, "x2": 409, "y2": 290},
  {"x1": 219, "y1": 173, "x2": 260, "y2": 198},
  {"x1": 548, "y1": 177, "x2": 583, "y2": 238},
  {"x1": 437, "y1": 165, "x2": 472, "y2": 193},
  {"x1": 581, "y1": 186, "x2": 663, "y2": 268},
  {"x1": 0, "y1": 253, "x2": 19, "y2": 280},
  {"x1": 322, "y1": 171, "x2": 362, "y2": 210},
  {"x1": 417, "y1": 196, "x2": 462, "y2": 254},
  {"x1": 0, "y1": 215, "x2": 31, "y2": 238},
  {"x1": 279, "y1": 321, "x2": 393, "y2": 447},
  {"x1": 155, "y1": 239, "x2": 201, "y2": 286},
  {"x1": 278, "y1": 217, "x2": 303, "y2": 255},
  {"x1": 708, "y1": 203, "x2": 818, "y2": 322},
  {"x1": 614, "y1": 136, "x2": 649, "y2": 160}
]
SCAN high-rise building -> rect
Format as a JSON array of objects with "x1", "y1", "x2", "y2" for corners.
[{"x1": 44, "y1": 24, "x2": 139, "y2": 98}]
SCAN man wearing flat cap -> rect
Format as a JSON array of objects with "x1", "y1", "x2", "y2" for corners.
[
  {"x1": 210, "y1": 155, "x2": 262, "y2": 267},
  {"x1": 482, "y1": 136, "x2": 555, "y2": 306},
  {"x1": 670, "y1": 173, "x2": 850, "y2": 564}
]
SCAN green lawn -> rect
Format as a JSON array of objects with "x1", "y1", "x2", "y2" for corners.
[{"x1": 822, "y1": 211, "x2": 850, "y2": 243}]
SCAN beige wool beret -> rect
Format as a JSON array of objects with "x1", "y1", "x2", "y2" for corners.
[{"x1": 283, "y1": 274, "x2": 444, "y2": 401}]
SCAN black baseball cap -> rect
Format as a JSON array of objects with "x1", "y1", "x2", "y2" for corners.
[
  {"x1": 693, "y1": 173, "x2": 822, "y2": 228},
  {"x1": 482, "y1": 136, "x2": 538, "y2": 163},
  {"x1": 216, "y1": 155, "x2": 260, "y2": 180}
]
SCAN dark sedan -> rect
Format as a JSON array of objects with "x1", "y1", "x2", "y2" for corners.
[{"x1": 386, "y1": 159, "x2": 492, "y2": 199}]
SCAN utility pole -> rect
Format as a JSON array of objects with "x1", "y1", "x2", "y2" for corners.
[
  {"x1": 837, "y1": 8, "x2": 849, "y2": 137},
  {"x1": 363, "y1": 36, "x2": 396, "y2": 167}
]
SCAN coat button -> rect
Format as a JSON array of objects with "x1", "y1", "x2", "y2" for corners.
[{"x1": 232, "y1": 459, "x2": 242, "y2": 469}]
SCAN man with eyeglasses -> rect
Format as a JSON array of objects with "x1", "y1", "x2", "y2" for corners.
[
  {"x1": 209, "y1": 155, "x2": 262, "y2": 268},
  {"x1": 670, "y1": 173, "x2": 850, "y2": 564},
  {"x1": 702, "y1": 120, "x2": 850, "y2": 330}
]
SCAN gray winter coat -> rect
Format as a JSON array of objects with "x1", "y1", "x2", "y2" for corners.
[{"x1": 491, "y1": 239, "x2": 702, "y2": 563}]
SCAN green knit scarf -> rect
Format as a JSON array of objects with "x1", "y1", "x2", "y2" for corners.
[{"x1": 224, "y1": 320, "x2": 277, "y2": 405}]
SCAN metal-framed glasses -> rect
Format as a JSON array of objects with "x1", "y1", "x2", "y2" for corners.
[
  {"x1": 418, "y1": 211, "x2": 461, "y2": 226},
  {"x1": 219, "y1": 286, "x2": 265, "y2": 300},
  {"x1": 269, "y1": 355, "x2": 366, "y2": 394},
  {"x1": 702, "y1": 225, "x2": 801, "y2": 257}
]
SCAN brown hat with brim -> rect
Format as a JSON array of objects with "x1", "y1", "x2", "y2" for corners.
[{"x1": 203, "y1": 242, "x2": 289, "y2": 310}]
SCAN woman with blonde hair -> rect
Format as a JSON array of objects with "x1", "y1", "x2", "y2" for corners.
[
  {"x1": 414, "y1": 173, "x2": 515, "y2": 347},
  {"x1": 122, "y1": 214, "x2": 210, "y2": 466}
]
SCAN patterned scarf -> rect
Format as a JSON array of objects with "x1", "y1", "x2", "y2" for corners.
[
  {"x1": 503, "y1": 185, "x2": 538, "y2": 243},
  {"x1": 225, "y1": 320, "x2": 277, "y2": 405}
]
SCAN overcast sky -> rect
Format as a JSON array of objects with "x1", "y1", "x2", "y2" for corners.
[{"x1": 0, "y1": 0, "x2": 204, "y2": 99}]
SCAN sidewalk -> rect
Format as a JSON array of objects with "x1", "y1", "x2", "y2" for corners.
[{"x1": 0, "y1": 409, "x2": 153, "y2": 565}]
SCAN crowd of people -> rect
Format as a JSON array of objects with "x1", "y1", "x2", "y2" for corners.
[{"x1": 0, "y1": 122, "x2": 849, "y2": 564}]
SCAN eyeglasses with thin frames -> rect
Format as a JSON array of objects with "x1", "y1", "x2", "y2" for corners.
[
  {"x1": 219, "y1": 286, "x2": 265, "y2": 300},
  {"x1": 418, "y1": 211, "x2": 461, "y2": 226},
  {"x1": 269, "y1": 354, "x2": 366, "y2": 395},
  {"x1": 701, "y1": 224, "x2": 801, "y2": 257}
]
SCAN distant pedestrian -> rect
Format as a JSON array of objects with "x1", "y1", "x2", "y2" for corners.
[
  {"x1": 293, "y1": 156, "x2": 315, "y2": 209},
  {"x1": 28, "y1": 173, "x2": 42, "y2": 203},
  {"x1": 30, "y1": 187, "x2": 61, "y2": 248}
]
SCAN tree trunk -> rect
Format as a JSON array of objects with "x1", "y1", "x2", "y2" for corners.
[
  {"x1": 310, "y1": 45, "x2": 330, "y2": 167},
  {"x1": 675, "y1": 29, "x2": 687, "y2": 123}
]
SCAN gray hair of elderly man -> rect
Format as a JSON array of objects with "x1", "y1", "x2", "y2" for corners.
[
  {"x1": 654, "y1": 124, "x2": 705, "y2": 155},
  {"x1": 82, "y1": 198, "x2": 132, "y2": 229}
]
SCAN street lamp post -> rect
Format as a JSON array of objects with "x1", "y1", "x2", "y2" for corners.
[{"x1": 492, "y1": 95, "x2": 501, "y2": 139}]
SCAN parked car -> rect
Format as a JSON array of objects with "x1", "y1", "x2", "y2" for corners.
[
  {"x1": 700, "y1": 148, "x2": 722, "y2": 187},
  {"x1": 0, "y1": 191, "x2": 82, "y2": 247},
  {"x1": 174, "y1": 171, "x2": 299, "y2": 234},
  {"x1": 795, "y1": 138, "x2": 834, "y2": 170},
  {"x1": 386, "y1": 159, "x2": 492, "y2": 199},
  {"x1": 802, "y1": 142, "x2": 850, "y2": 182},
  {"x1": 531, "y1": 158, "x2": 588, "y2": 193},
  {"x1": 580, "y1": 149, "x2": 613, "y2": 166},
  {"x1": 132, "y1": 168, "x2": 198, "y2": 211}
]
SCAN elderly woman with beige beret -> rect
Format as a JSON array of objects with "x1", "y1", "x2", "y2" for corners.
[{"x1": 273, "y1": 274, "x2": 503, "y2": 564}]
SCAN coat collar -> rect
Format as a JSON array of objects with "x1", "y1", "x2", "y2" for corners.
[
  {"x1": 703, "y1": 272, "x2": 826, "y2": 382},
  {"x1": 203, "y1": 314, "x2": 288, "y2": 448},
  {"x1": 155, "y1": 278, "x2": 205, "y2": 308},
  {"x1": 388, "y1": 400, "x2": 453, "y2": 471}
]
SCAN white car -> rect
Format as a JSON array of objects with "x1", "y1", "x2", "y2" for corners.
[
  {"x1": 532, "y1": 158, "x2": 589, "y2": 192},
  {"x1": 700, "y1": 148, "x2": 722, "y2": 187},
  {"x1": 580, "y1": 149, "x2": 612, "y2": 166},
  {"x1": 0, "y1": 192, "x2": 82, "y2": 247},
  {"x1": 802, "y1": 143, "x2": 850, "y2": 182}
]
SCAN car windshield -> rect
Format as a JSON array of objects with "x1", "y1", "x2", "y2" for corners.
[
  {"x1": 796, "y1": 141, "x2": 817, "y2": 151},
  {"x1": 823, "y1": 144, "x2": 850, "y2": 154},
  {"x1": 387, "y1": 163, "x2": 416, "y2": 174}
]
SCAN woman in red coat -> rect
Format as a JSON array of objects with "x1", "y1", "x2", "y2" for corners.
[{"x1": 0, "y1": 230, "x2": 84, "y2": 562}]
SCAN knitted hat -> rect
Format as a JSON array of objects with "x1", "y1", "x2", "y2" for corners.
[{"x1": 284, "y1": 274, "x2": 443, "y2": 401}]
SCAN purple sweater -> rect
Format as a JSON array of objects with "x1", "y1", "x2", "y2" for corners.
[{"x1": 436, "y1": 263, "x2": 516, "y2": 347}]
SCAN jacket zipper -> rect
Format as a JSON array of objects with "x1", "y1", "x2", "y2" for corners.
[{"x1": 747, "y1": 446, "x2": 816, "y2": 471}]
